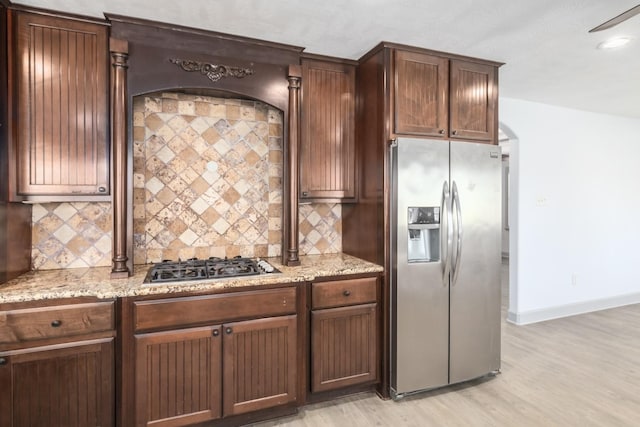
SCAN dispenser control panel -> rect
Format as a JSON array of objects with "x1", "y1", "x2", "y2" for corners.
[{"x1": 408, "y1": 207, "x2": 440, "y2": 225}]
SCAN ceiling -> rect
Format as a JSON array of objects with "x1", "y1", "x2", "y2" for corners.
[{"x1": 14, "y1": 0, "x2": 640, "y2": 118}]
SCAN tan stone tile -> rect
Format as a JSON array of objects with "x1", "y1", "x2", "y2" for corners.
[
  {"x1": 199, "y1": 127, "x2": 217, "y2": 145},
  {"x1": 314, "y1": 237, "x2": 331, "y2": 253},
  {"x1": 167, "y1": 135, "x2": 187, "y2": 154},
  {"x1": 133, "y1": 126, "x2": 145, "y2": 143},
  {"x1": 178, "y1": 100, "x2": 195, "y2": 115},
  {"x1": 269, "y1": 123, "x2": 283, "y2": 137},
  {"x1": 167, "y1": 218, "x2": 188, "y2": 237},
  {"x1": 155, "y1": 187, "x2": 177, "y2": 205},
  {"x1": 146, "y1": 249, "x2": 163, "y2": 263},
  {"x1": 200, "y1": 207, "x2": 220, "y2": 225},
  {"x1": 162, "y1": 92, "x2": 179, "y2": 100},
  {"x1": 254, "y1": 244, "x2": 268, "y2": 257},
  {"x1": 268, "y1": 149, "x2": 283, "y2": 164},
  {"x1": 226, "y1": 105, "x2": 240, "y2": 120},
  {"x1": 255, "y1": 104, "x2": 268, "y2": 122},
  {"x1": 242, "y1": 150, "x2": 260, "y2": 166},
  {"x1": 38, "y1": 214, "x2": 64, "y2": 234},
  {"x1": 145, "y1": 97, "x2": 161, "y2": 113},
  {"x1": 178, "y1": 247, "x2": 196, "y2": 260},
  {"x1": 254, "y1": 122, "x2": 269, "y2": 138},
  {"x1": 268, "y1": 230, "x2": 281, "y2": 245},
  {"x1": 162, "y1": 98, "x2": 178, "y2": 114},
  {"x1": 225, "y1": 246, "x2": 242, "y2": 258},
  {"x1": 223, "y1": 187, "x2": 241, "y2": 205},
  {"x1": 79, "y1": 246, "x2": 103, "y2": 266},
  {"x1": 194, "y1": 101, "x2": 210, "y2": 116},
  {"x1": 267, "y1": 244, "x2": 281, "y2": 257},
  {"x1": 145, "y1": 113, "x2": 164, "y2": 131}
]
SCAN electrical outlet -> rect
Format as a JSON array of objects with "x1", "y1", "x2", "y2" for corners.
[{"x1": 571, "y1": 273, "x2": 578, "y2": 287}]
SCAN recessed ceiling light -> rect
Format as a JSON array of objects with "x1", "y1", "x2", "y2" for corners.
[{"x1": 597, "y1": 37, "x2": 632, "y2": 50}]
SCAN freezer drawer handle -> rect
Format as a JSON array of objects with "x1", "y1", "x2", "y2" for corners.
[{"x1": 451, "y1": 181, "x2": 463, "y2": 286}]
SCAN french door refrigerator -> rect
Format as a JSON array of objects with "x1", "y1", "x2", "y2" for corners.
[{"x1": 390, "y1": 137, "x2": 501, "y2": 397}]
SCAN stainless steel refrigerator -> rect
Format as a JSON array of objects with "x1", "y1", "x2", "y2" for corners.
[{"x1": 390, "y1": 137, "x2": 501, "y2": 397}]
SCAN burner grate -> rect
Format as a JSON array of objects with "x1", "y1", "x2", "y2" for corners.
[{"x1": 144, "y1": 256, "x2": 278, "y2": 283}]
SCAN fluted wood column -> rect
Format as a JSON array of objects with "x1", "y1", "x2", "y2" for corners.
[
  {"x1": 284, "y1": 65, "x2": 301, "y2": 266},
  {"x1": 110, "y1": 38, "x2": 130, "y2": 278}
]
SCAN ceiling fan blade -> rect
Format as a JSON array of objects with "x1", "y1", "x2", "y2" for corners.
[{"x1": 589, "y1": 4, "x2": 640, "y2": 32}]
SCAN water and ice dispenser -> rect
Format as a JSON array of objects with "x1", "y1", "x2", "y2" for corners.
[{"x1": 407, "y1": 207, "x2": 440, "y2": 263}]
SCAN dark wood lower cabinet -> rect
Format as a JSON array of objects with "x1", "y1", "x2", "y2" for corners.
[
  {"x1": 134, "y1": 326, "x2": 222, "y2": 427},
  {"x1": 0, "y1": 337, "x2": 114, "y2": 427},
  {"x1": 311, "y1": 303, "x2": 378, "y2": 392},
  {"x1": 223, "y1": 315, "x2": 298, "y2": 416},
  {"x1": 133, "y1": 314, "x2": 298, "y2": 427}
]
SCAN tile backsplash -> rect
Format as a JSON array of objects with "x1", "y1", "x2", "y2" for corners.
[
  {"x1": 31, "y1": 202, "x2": 112, "y2": 269},
  {"x1": 31, "y1": 93, "x2": 342, "y2": 270}
]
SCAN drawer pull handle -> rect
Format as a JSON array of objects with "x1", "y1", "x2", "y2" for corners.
[
  {"x1": 343, "y1": 290, "x2": 351, "y2": 297},
  {"x1": 51, "y1": 320, "x2": 62, "y2": 328},
  {"x1": 212, "y1": 329, "x2": 220, "y2": 337},
  {"x1": 225, "y1": 327, "x2": 233, "y2": 335},
  {"x1": 0, "y1": 357, "x2": 7, "y2": 366}
]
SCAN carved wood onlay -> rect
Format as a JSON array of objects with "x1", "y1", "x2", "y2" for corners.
[
  {"x1": 284, "y1": 65, "x2": 301, "y2": 266},
  {"x1": 169, "y1": 58, "x2": 254, "y2": 83},
  {"x1": 110, "y1": 37, "x2": 130, "y2": 278}
]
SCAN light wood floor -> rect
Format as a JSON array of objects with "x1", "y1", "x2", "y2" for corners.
[{"x1": 254, "y1": 261, "x2": 640, "y2": 426}]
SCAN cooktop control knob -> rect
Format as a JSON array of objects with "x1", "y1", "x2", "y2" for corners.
[{"x1": 257, "y1": 259, "x2": 275, "y2": 273}]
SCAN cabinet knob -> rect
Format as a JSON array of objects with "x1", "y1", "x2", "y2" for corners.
[
  {"x1": 302, "y1": 191, "x2": 308, "y2": 197},
  {"x1": 0, "y1": 357, "x2": 7, "y2": 366},
  {"x1": 439, "y1": 129, "x2": 445, "y2": 134},
  {"x1": 51, "y1": 320, "x2": 62, "y2": 328},
  {"x1": 343, "y1": 290, "x2": 351, "y2": 297},
  {"x1": 225, "y1": 327, "x2": 233, "y2": 335},
  {"x1": 98, "y1": 186, "x2": 107, "y2": 193},
  {"x1": 452, "y1": 130, "x2": 458, "y2": 136},
  {"x1": 212, "y1": 329, "x2": 220, "y2": 337}
]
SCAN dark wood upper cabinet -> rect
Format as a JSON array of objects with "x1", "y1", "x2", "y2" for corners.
[
  {"x1": 449, "y1": 59, "x2": 497, "y2": 142},
  {"x1": 392, "y1": 48, "x2": 499, "y2": 144},
  {"x1": 10, "y1": 10, "x2": 110, "y2": 200},
  {"x1": 300, "y1": 58, "x2": 356, "y2": 201},
  {"x1": 394, "y1": 50, "x2": 449, "y2": 137}
]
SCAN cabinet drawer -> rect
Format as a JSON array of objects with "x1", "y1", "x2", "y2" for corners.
[
  {"x1": 134, "y1": 287, "x2": 297, "y2": 332},
  {"x1": 0, "y1": 301, "x2": 115, "y2": 344},
  {"x1": 312, "y1": 277, "x2": 377, "y2": 309}
]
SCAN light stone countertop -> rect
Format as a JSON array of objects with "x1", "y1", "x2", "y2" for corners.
[{"x1": 0, "y1": 253, "x2": 383, "y2": 304}]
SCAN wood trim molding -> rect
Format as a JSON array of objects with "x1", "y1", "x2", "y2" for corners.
[
  {"x1": 110, "y1": 37, "x2": 130, "y2": 278},
  {"x1": 284, "y1": 65, "x2": 301, "y2": 266}
]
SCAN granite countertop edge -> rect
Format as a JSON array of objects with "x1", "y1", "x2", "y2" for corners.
[{"x1": 0, "y1": 253, "x2": 384, "y2": 304}]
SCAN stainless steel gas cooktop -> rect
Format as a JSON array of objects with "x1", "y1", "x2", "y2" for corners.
[{"x1": 143, "y1": 256, "x2": 279, "y2": 284}]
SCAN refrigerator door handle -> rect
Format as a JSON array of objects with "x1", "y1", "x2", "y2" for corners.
[
  {"x1": 441, "y1": 181, "x2": 452, "y2": 284},
  {"x1": 451, "y1": 180, "x2": 463, "y2": 286}
]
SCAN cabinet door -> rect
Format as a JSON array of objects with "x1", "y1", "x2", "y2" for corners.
[
  {"x1": 300, "y1": 59, "x2": 355, "y2": 200},
  {"x1": 135, "y1": 326, "x2": 222, "y2": 427},
  {"x1": 449, "y1": 60, "x2": 497, "y2": 142},
  {"x1": 311, "y1": 303, "x2": 377, "y2": 392},
  {"x1": 223, "y1": 315, "x2": 297, "y2": 416},
  {"x1": 0, "y1": 338, "x2": 114, "y2": 427},
  {"x1": 394, "y1": 50, "x2": 449, "y2": 137},
  {"x1": 12, "y1": 11, "x2": 109, "y2": 198}
]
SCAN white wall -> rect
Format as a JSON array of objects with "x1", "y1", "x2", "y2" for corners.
[{"x1": 500, "y1": 97, "x2": 640, "y2": 324}]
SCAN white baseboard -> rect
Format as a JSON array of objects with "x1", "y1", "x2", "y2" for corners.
[{"x1": 507, "y1": 292, "x2": 640, "y2": 325}]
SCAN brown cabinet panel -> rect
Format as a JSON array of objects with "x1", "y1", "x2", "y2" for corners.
[
  {"x1": 394, "y1": 50, "x2": 449, "y2": 137},
  {"x1": 0, "y1": 301, "x2": 115, "y2": 344},
  {"x1": 311, "y1": 303, "x2": 377, "y2": 392},
  {"x1": 449, "y1": 60, "x2": 497, "y2": 142},
  {"x1": 311, "y1": 276, "x2": 377, "y2": 309},
  {"x1": 135, "y1": 326, "x2": 222, "y2": 427},
  {"x1": 223, "y1": 315, "x2": 297, "y2": 416},
  {"x1": 300, "y1": 59, "x2": 355, "y2": 200},
  {"x1": 0, "y1": 338, "x2": 114, "y2": 427},
  {"x1": 134, "y1": 287, "x2": 297, "y2": 332},
  {"x1": 12, "y1": 10, "x2": 109, "y2": 198}
]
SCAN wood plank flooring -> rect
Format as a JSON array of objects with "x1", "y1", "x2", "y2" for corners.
[{"x1": 254, "y1": 261, "x2": 640, "y2": 426}]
